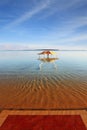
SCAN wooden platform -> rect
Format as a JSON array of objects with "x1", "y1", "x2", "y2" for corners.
[{"x1": 0, "y1": 110, "x2": 87, "y2": 129}]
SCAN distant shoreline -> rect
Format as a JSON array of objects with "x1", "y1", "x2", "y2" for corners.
[{"x1": 0, "y1": 49, "x2": 87, "y2": 51}]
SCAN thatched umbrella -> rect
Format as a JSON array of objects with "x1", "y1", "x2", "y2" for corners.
[{"x1": 38, "y1": 50, "x2": 56, "y2": 58}]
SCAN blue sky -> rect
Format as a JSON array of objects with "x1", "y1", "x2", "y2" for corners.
[{"x1": 0, "y1": 0, "x2": 87, "y2": 50}]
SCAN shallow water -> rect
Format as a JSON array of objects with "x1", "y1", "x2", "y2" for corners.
[{"x1": 0, "y1": 51, "x2": 87, "y2": 109}]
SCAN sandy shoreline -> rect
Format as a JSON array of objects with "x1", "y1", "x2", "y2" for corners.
[{"x1": 0, "y1": 75, "x2": 87, "y2": 110}]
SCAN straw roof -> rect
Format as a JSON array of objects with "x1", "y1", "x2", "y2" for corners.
[{"x1": 38, "y1": 50, "x2": 56, "y2": 55}]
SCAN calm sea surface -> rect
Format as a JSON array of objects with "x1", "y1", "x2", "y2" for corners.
[{"x1": 0, "y1": 51, "x2": 87, "y2": 109}]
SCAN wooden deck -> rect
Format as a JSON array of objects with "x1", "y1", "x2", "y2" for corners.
[{"x1": 0, "y1": 110, "x2": 87, "y2": 128}]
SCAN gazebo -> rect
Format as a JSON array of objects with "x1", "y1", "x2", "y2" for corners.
[
  {"x1": 38, "y1": 50, "x2": 58, "y2": 70},
  {"x1": 38, "y1": 50, "x2": 57, "y2": 58}
]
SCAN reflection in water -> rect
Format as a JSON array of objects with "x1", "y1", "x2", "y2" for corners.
[{"x1": 38, "y1": 57, "x2": 58, "y2": 70}]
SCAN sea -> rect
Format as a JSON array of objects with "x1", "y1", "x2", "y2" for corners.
[{"x1": 0, "y1": 50, "x2": 87, "y2": 110}]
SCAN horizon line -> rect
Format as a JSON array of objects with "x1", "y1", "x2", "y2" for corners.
[{"x1": 0, "y1": 49, "x2": 87, "y2": 51}]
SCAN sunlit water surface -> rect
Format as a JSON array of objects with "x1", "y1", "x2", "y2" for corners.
[{"x1": 0, "y1": 51, "x2": 87, "y2": 109}]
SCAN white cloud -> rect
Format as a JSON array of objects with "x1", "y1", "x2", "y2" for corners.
[
  {"x1": 5, "y1": 0, "x2": 50, "y2": 28},
  {"x1": 39, "y1": 0, "x2": 85, "y2": 19},
  {"x1": 65, "y1": 16, "x2": 87, "y2": 31},
  {"x1": 0, "y1": 38, "x2": 87, "y2": 50},
  {"x1": 57, "y1": 34, "x2": 87, "y2": 44},
  {"x1": 0, "y1": 43, "x2": 30, "y2": 50},
  {"x1": 41, "y1": 15, "x2": 87, "y2": 42}
]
